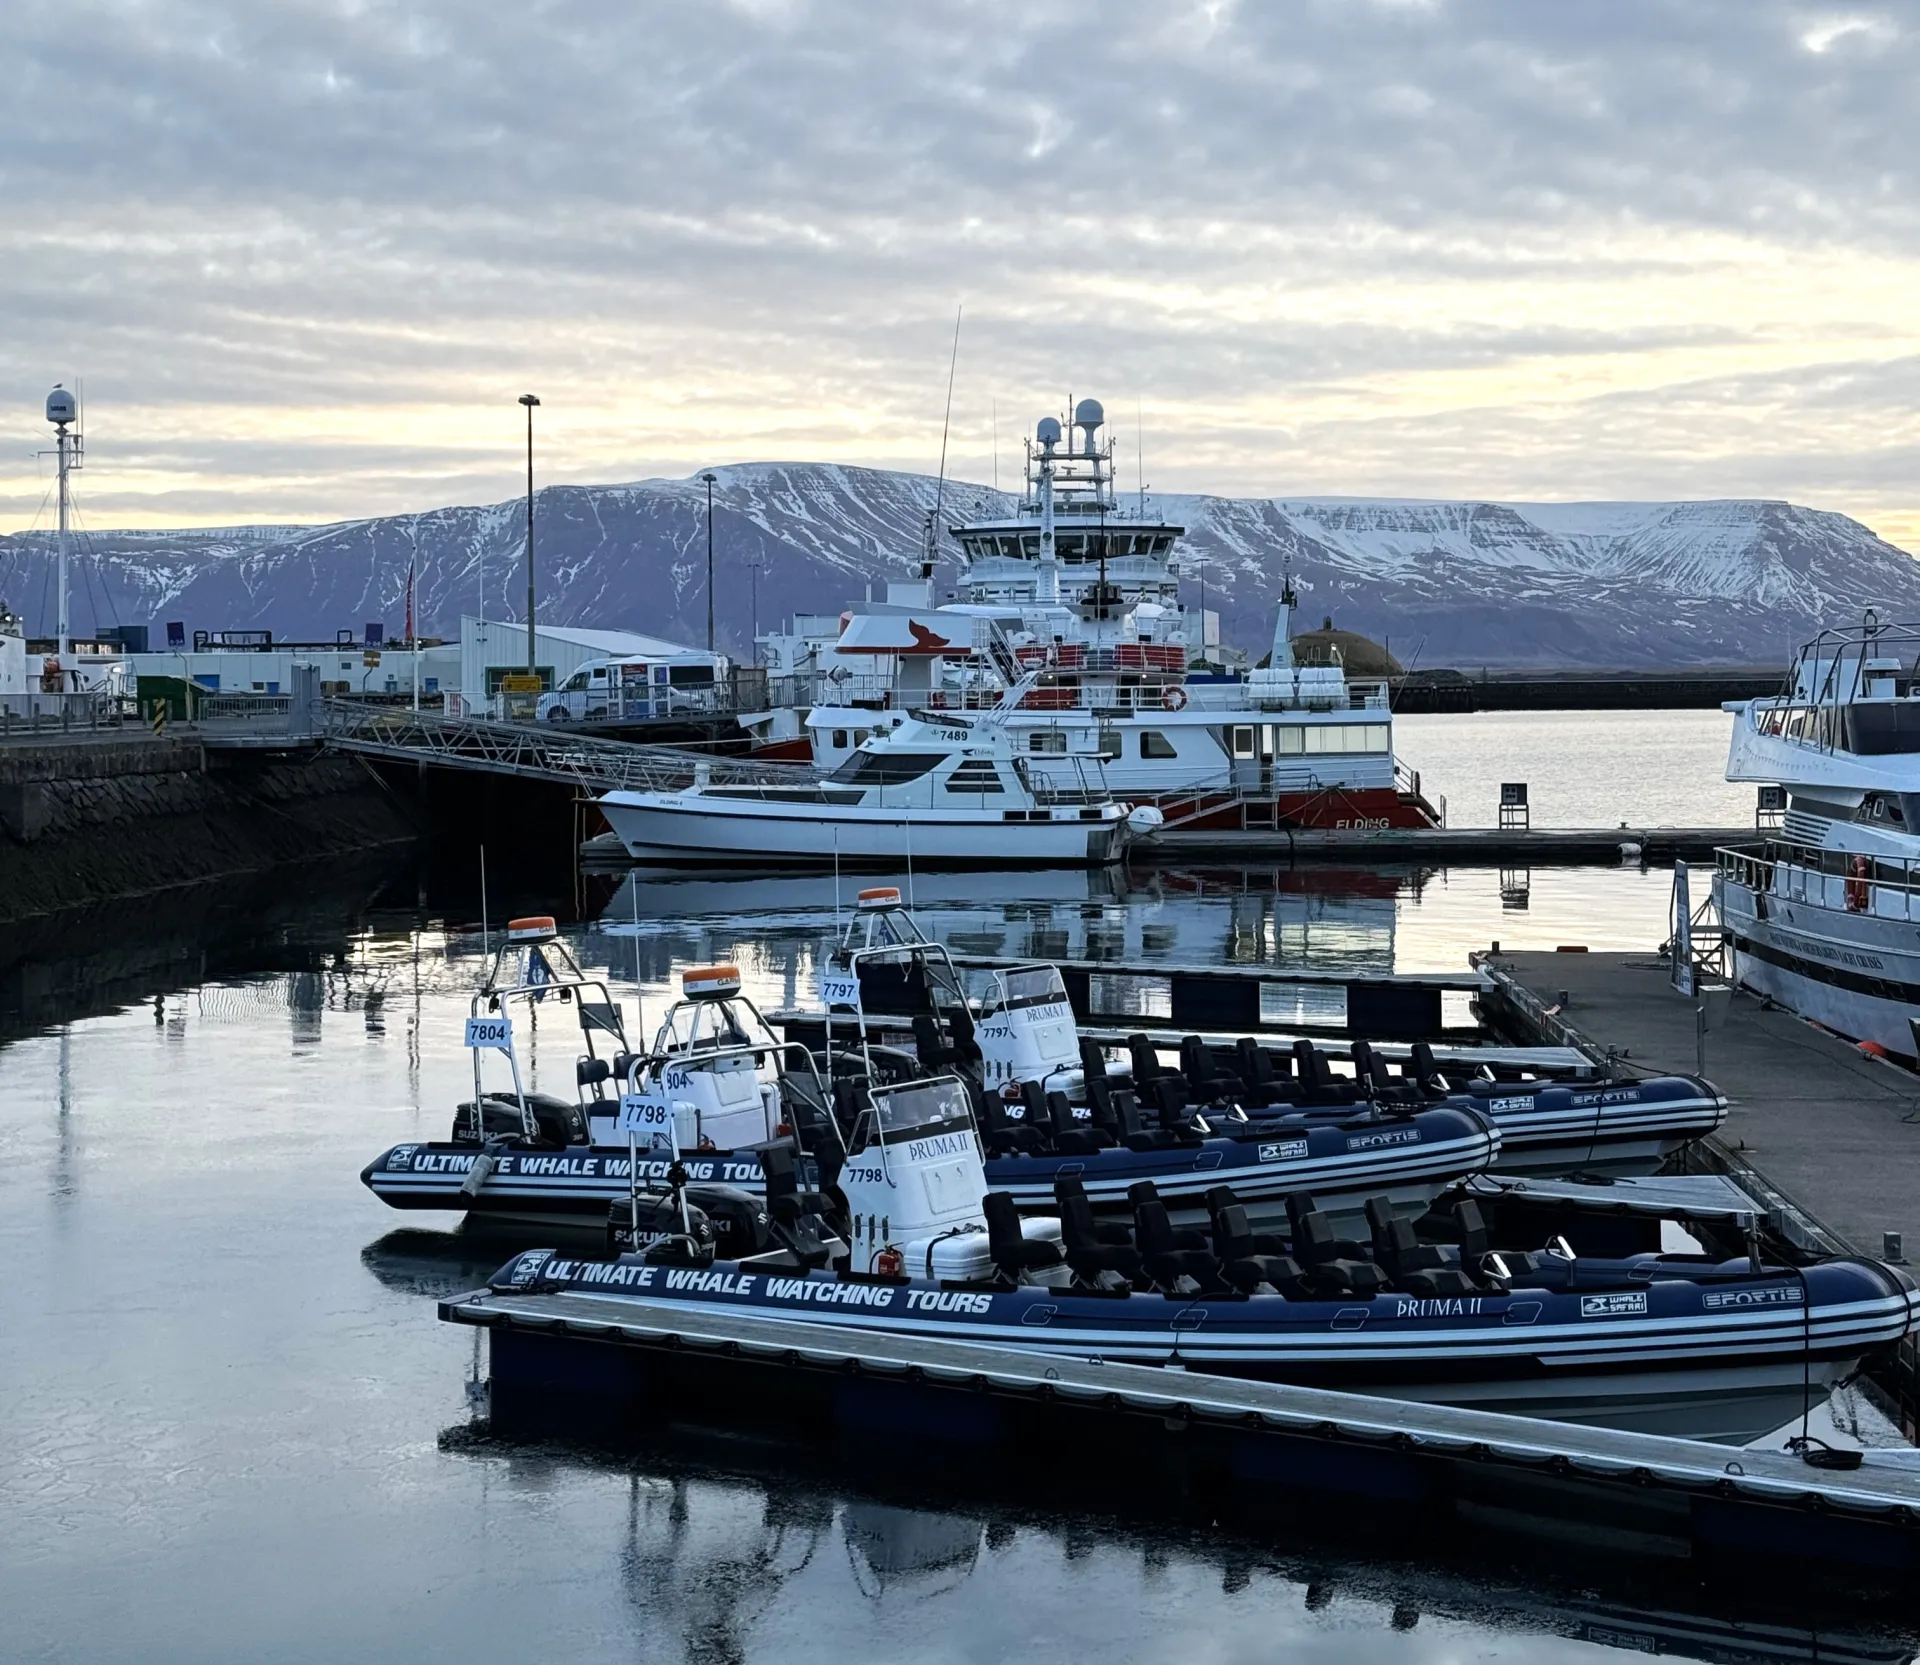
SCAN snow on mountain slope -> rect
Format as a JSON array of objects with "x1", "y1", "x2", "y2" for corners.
[{"x1": 0, "y1": 467, "x2": 1913, "y2": 669}]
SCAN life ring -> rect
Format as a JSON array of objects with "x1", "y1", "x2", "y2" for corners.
[
  {"x1": 1845, "y1": 855, "x2": 1870, "y2": 913},
  {"x1": 1162, "y1": 685, "x2": 1188, "y2": 711}
]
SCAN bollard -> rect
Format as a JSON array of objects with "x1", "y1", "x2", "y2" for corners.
[{"x1": 1887, "y1": 1231, "x2": 1905, "y2": 1264}]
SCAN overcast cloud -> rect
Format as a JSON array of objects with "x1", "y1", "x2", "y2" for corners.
[{"x1": 3, "y1": 0, "x2": 1916, "y2": 543}]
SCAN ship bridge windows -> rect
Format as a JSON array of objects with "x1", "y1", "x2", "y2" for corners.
[
  {"x1": 1139, "y1": 730, "x2": 1178, "y2": 759},
  {"x1": 829, "y1": 750, "x2": 947, "y2": 786}
]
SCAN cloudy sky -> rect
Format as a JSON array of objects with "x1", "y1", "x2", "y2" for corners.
[{"x1": 3, "y1": 0, "x2": 1917, "y2": 545}]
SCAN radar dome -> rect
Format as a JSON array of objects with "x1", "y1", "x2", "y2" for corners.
[
  {"x1": 45, "y1": 386, "x2": 76, "y2": 425},
  {"x1": 1036, "y1": 416, "x2": 1062, "y2": 446},
  {"x1": 1073, "y1": 398, "x2": 1104, "y2": 429}
]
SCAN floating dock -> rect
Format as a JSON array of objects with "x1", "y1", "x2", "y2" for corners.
[
  {"x1": 1140, "y1": 825, "x2": 1749, "y2": 863},
  {"x1": 442, "y1": 1287, "x2": 1920, "y2": 1578}
]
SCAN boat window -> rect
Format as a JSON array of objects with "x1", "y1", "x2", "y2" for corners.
[
  {"x1": 1230, "y1": 725, "x2": 1256, "y2": 758},
  {"x1": 854, "y1": 729, "x2": 871, "y2": 745},
  {"x1": 1139, "y1": 729, "x2": 1177, "y2": 758},
  {"x1": 831, "y1": 729, "x2": 848, "y2": 749},
  {"x1": 870, "y1": 1077, "x2": 975, "y2": 1146},
  {"x1": 1273, "y1": 726, "x2": 1304, "y2": 755},
  {"x1": 1097, "y1": 727, "x2": 1122, "y2": 759},
  {"x1": 982, "y1": 965, "x2": 1070, "y2": 1015},
  {"x1": 829, "y1": 750, "x2": 948, "y2": 786},
  {"x1": 944, "y1": 759, "x2": 1006, "y2": 794},
  {"x1": 1029, "y1": 731, "x2": 1068, "y2": 754}
]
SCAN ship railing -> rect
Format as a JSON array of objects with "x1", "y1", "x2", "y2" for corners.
[{"x1": 1717, "y1": 837, "x2": 1920, "y2": 922}]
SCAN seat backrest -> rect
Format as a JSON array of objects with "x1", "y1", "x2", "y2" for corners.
[
  {"x1": 758, "y1": 1142, "x2": 799, "y2": 1204},
  {"x1": 1148, "y1": 1077, "x2": 1188, "y2": 1127},
  {"x1": 1350, "y1": 1040, "x2": 1376, "y2": 1094},
  {"x1": 1046, "y1": 1090, "x2": 1079, "y2": 1137},
  {"x1": 1365, "y1": 1195, "x2": 1395, "y2": 1260},
  {"x1": 1410, "y1": 1041, "x2": 1438, "y2": 1085},
  {"x1": 1236, "y1": 1037, "x2": 1274, "y2": 1087},
  {"x1": 911, "y1": 1011, "x2": 946, "y2": 1061},
  {"x1": 1180, "y1": 1035, "x2": 1212, "y2": 1088},
  {"x1": 1057, "y1": 1186, "x2": 1102, "y2": 1251},
  {"x1": 1083, "y1": 1071, "x2": 1115, "y2": 1130},
  {"x1": 1133, "y1": 1197, "x2": 1177, "y2": 1257},
  {"x1": 1202, "y1": 1184, "x2": 1239, "y2": 1225},
  {"x1": 1285, "y1": 1191, "x2": 1318, "y2": 1243},
  {"x1": 576, "y1": 1056, "x2": 611, "y2": 1088},
  {"x1": 982, "y1": 1190, "x2": 1024, "y2": 1259},
  {"x1": 1019, "y1": 1079, "x2": 1049, "y2": 1128},
  {"x1": 1128, "y1": 1033, "x2": 1161, "y2": 1080},
  {"x1": 1080, "y1": 1036, "x2": 1109, "y2": 1080},
  {"x1": 1212, "y1": 1203, "x2": 1255, "y2": 1260},
  {"x1": 1454, "y1": 1198, "x2": 1489, "y2": 1259},
  {"x1": 1110, "y1": 1088, "x2": 1143, "y2": 1138},
  {"x1": 1127, "y1": 1179, "x2": 1161, "y2": 1210},
  {"x1": 1295, "y1": 1208, "x2": 1336, "y2": 1267},
  {"x1": 947, "y1": 1001, "x2": 977, "y2": 1046}
]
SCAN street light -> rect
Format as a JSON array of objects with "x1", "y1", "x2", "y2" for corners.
[
  {"x1": 700, "y1": 471, "x2": 718, "y2": 653},
  {"x1": 519, "y1": 394, "x2": 541, "y2": 675}
]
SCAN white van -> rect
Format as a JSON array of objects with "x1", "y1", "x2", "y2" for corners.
[{"x1": 536, "y1": 655, "x2": 727, "y2": 723}]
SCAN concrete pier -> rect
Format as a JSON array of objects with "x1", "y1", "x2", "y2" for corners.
[{"x1": 1486, "y1": 951, "x2": 1920, "y2": 1262}]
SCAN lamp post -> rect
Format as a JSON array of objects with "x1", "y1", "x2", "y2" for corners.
[
  {"x1": 700, "y1": 471, "x2": 717, "y2": 653},
  {"x1": 519, "y1": 394, "x2": 541, "y2": 675}
]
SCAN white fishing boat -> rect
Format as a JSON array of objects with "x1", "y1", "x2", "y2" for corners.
[
  {"x1": 746, "y1": 398, "x2": 1442, "y2": 832},
  {"x1": 598, "y1": 694, "x2": 1162, "y2": 868},
  {"x1": 1716, "y1": 617, "x2": 1920, "y2": 1058}
]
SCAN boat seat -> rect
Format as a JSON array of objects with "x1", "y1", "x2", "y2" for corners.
[
  {"x1": 1127, "y1": 1181, "x2": 1207, "y2": 1249},
  {"x1": 943, "y1": 1001, "x2": 984, "y2": 1068},
  {"x1": 1233, "y1": 1037, "x2": 1290, "y2": 1109},
  {"x1": 1127, "y1": 1032, "x2": 1170, "y2": 1083},
  {"x1": 1211, "y1": 1203, "x2": 1310, "y2": 1295},
  {"x1": 1203, "y1": 1186, "x2": 1288, "y2": 1257},
  {"x1": 1285, "y1": 1193, "x2": 1365, "y2": 1264},
  {"x1": 1080, "y1": 1036, "x2": 1117, "y2": 1090},
  {"x1": 1055, "y1": 1176, "x2": 1140, "y2": 1284},
  {"x1": 1133, "y1": 1196, "x2": 1225, "y2": 1293},
  {"x1": 1408, "y1": 1041, "x2": 1447, "y2": 1097},
  {"x1": 911, "y1": 1011, "x2": 962, "y2": 1070},
  {"x1": 1081, "y1": 1071, "x2": 1121, "y2": 1138},
  {"x1": 1144, "y1": 1078, "x2": 1204, "y2": 1142},
  {"x1": 1366, "y1": 1197, "x2": 1450, "y2": 1276},
  {"x1": 576, "y1": 1055, "x2": 613, "y2": 1089},
  {"x1": 973, "y1": 1084, "x2": 1046, "y2": 1156},
  {"x1": 1046, "y1": 1089, "x2": 1112, "y2": 1154},
  {"x1": 1293, "y1": 1040, "x2": 1360, "y2": 1106},
  {"x1": 984, "y1": 1191, "x2": 1065, "y2": 1283},
  {"x1": 1181, "y1": 1035, "x2": 1242, "y2": 1105}
]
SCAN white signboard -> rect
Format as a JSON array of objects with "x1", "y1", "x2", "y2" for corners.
[
  {"x1": 617, "y1": 1090, "x2": 676, "y2": 1146},
  {"x1": 464, "y1": 1015, "x2": 514, "y2": 1051},
  {"x1": 819, "y1": 971, "x2": 864, "y2": 1013}
]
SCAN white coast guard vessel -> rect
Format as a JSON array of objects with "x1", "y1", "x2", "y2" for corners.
[
  {"x1": 1716, "y1": 616, "x2": 1920, "y2": 1059},
  {"x1": 747, "y1": 398, "x2": 1441, "y2": 832}
]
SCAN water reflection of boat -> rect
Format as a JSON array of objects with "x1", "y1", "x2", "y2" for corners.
[
  {"x1": 592, "y1": 861, "x2": 1409, "y2": 976},
  {"x1": 435, "y1": 1419, "x2": 1920, "y2": 1659}
]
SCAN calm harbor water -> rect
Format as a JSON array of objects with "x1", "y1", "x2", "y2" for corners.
[{"x1": 3, "y1": 712, "x2": 1910, "y2": 1663}]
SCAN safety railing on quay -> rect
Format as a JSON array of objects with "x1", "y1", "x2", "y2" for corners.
[
  {"x1": 320, "y1": 698, "x2": 821, "y2": 794},
  {"x1": 0, "y1": 691, "x2": 133, "y2": 737}
]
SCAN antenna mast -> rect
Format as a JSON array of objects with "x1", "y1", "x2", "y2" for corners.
[
  {"x1": 924, "y1": 304, "x2": 963, "y2": 576},
  {"x1": 44, "y1": 385, "x2": 82, "y2": 669}
]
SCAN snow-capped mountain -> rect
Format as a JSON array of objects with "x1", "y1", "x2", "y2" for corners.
[{"x1": 2, "y1": 465, "x2": 1914, "y2": 669}]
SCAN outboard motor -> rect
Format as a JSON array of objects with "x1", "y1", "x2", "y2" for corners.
[{"x1": 606, "y1": 1193, "x2": 717, "y2": 1259}]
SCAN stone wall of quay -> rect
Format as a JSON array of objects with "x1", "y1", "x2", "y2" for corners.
[{"x1": 0, "y1": 736, "x2": 420, "y2": 923}]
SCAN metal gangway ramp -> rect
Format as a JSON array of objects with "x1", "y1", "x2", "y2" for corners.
[{"x1": 322, "y1": 699, "x2": 819, "y2": 795}]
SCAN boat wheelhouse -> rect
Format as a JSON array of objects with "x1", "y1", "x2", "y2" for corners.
[
  {"x1": 747, "y1": 398, "x2": 1441, "y2": 832},
  {"x1": 1715, "y1": 616, "x2": 1920, "y2": 1059}
]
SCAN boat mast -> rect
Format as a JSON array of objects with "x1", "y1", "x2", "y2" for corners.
[{"x1": 1035, "y1": 415, "x2": 1060, "y2": 606}]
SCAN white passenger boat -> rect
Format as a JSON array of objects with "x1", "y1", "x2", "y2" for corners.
[
  {"x1": 1716, "y1": 617, "x2": 1920, "y2": 1058},
  {"x1": 747, "y1": 398, "x2": 1442, "y2": 832},
  {"x1": 598, "y1": 697, "x2": 1161, "y2": 868}
]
